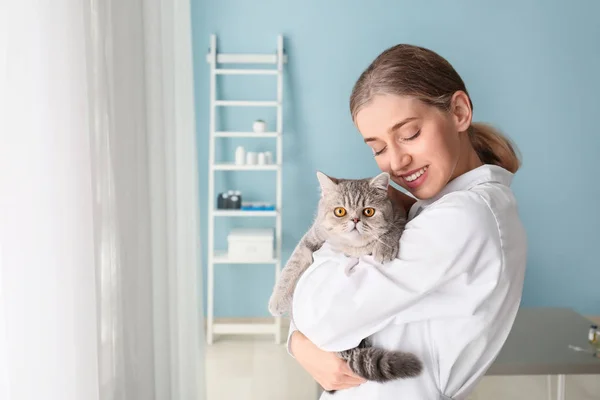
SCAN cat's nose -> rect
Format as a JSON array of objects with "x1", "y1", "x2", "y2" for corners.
[{"x1": 352, "y1": 218, "x2": 360, "y2": 223}]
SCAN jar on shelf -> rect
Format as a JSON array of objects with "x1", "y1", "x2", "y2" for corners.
[{"x1": 253, "y1": 119, "x2": 267, "y2": 133}]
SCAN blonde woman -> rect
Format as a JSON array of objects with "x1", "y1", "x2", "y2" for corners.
[{"x1": 288, "y1": 44, "x2": 527, "y2": 399}]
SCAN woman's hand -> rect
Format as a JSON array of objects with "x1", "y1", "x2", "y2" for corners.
[
  {"x1": 388, "y1": 184, "x2": 417, "y2": 214},
  {"x1": 290, "y1": 331, "x2": 366, "y2": 391}
]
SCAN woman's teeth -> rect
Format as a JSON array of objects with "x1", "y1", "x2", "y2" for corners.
[{"x1": 404, "y1": 166, "x2": 428, "y2": 182}]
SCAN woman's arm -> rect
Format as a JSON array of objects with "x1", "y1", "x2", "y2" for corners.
[
  {"x1": 288, "y1": 331, "x2": 366, "y2": 391},
  {"x1": 292, "y1": 191, "x2": 502, "y2": 352}
]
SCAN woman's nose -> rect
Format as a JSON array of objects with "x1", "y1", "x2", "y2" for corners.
[{"x1": 389, "y1": 148, "x2": 412, "y2": 174}]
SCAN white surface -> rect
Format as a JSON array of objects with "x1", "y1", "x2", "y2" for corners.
[
  {"x1": 1, "y1": 3, "x2": 100, "y2": 398},
  {"x1": 216, "y1": 131, "x2": 280, "y2": 138},
  {"x1": 1, "y1": 1, "x2": 204, "y2": 399},
  {"x1": 213, "y1": 250, "x2": 279, "y2": 264},
  {"x1": 292, "y1": 165, "x2": 527, "y2": 400},
  {"x1": 235, "y1": 146, "x2": 246, "y2": 164},
  {"x1": 228, "y1": 228, "x2": 275, "y2": 238},
  {"x1": 253, "y1": 120, "x2": 267, "y2": 132},
  {"x1": 213, "y1": 210, "x2": 278, "y2": 217},
  {"x1": 144, "y1": 0, "x2": 205, "y2": 398},
  {"x1": 213, "y1": 163, "x2": 280, "y2": 171},
  {"x1": 246, "y1": 151, "x2": 258, "y2": 165},
  {"x1": 215, "y1": 69, "x2": 278, "y2": 75},
  {"x1": 0, "y1": 246, "x2": 10, "y2": 399},
  {"x1": 228, "y1": 229, "x2": 274, "y2": 261},
  {"x1": 206, "y1": 35, "x2": 286, "y2": 343},
  {"x1": 557, "y1": 374, "x2": 566, "y2": 400},
  {"x1": 213, "y1": 324, "x2": 279, "y2": 335},
  {"x1": 215, "y1": 100, "x2": 280, "y2": 107},
  {"x1": 205, "y1": 53, "x2": 288, "y2": 64}
]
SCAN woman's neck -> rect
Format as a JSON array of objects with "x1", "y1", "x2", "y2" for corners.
[{"x1": 451, "y1": 134, "x2": 484, "y2": 181}]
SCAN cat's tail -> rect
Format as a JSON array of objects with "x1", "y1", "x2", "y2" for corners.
[
  {"x1": 345, "y1": 346, "x2": 422, "y2": 382},
  {"x1": 325, "y1": 346, "x2": 422, "y2": 394}
]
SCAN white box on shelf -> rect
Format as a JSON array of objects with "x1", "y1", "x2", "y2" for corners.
[{"x1": 227, "y1": 228, "x2": 274, "y2": 261}]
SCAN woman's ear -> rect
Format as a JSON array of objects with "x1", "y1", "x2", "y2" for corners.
[{"x1": 450, "y1": 91, "x2": 472, "y2": 132}]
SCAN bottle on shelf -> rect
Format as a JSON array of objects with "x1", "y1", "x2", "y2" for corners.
[
  {"x1": 235, "y1": 146, "x2": 246, "y2": 165},
  {"x1": 590, "y1": 324, "x2": 599, "y2": 346}
]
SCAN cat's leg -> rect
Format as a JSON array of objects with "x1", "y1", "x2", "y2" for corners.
[
  {"x1": 371, "y1": 213, "x2": 406, "y2": 264},
  {"x1": 268, "y1": 228, "x2": 323, "y2": 316}
]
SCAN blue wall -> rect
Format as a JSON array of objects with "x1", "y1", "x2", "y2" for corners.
[{"x1": 191, "y1": 0, "x2": 600, "y2": 317}]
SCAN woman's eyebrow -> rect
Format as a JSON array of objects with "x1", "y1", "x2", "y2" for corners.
[
  {"x1": 363, "y1": 117, "x2": 418, "y2": 143},
  {"x1": 387, "y1": 117, "x2": 418, "y2": 134}
]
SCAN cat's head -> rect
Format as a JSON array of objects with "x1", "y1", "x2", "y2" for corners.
[{"x1": 315, "y1": 171, "x2": 395, "y2": 245}]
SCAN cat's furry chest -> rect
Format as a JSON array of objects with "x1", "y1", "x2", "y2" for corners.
[{"x1": 321, "y1": 232, "x2": 376, "y2": 258}]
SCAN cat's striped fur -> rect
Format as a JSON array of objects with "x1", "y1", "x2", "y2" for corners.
[{"x1": 268, "y1": 171, "x2": 422, "y2": 392}]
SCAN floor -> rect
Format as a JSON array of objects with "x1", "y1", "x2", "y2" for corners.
[{"x1": 205, "y1": 336, "x2": 600, "y2": 400}]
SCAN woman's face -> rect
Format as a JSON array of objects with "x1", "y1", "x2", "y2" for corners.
[{"x1": 354, "y1": 93, "x2": 473, "y2": 200}]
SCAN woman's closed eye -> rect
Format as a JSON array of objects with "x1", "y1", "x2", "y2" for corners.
[
  {"x1": 402, "y1": 129, "x2": 421, "y2": 141},
  {"x1": 372, "y1": 130, "x2": 420, "y2": 157},
  {"x1": 373, "y1": 146, "x2": 386, "y2": 157}
]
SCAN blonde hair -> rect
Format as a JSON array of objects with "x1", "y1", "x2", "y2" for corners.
[{"x1": 350, "y1": 44, "x2": 521, "y2": 173}]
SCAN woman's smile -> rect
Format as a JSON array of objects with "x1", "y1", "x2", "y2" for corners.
[{"x1": 399, "y1": 165, "x2": 429, "y2": 188}]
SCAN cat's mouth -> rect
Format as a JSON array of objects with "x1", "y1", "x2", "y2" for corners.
[{"x1": 348, "y1": 225, "x2": 363, "y2": 236}]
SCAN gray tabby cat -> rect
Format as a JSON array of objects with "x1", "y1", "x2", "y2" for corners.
[{"x1": 268, "y1": 171, "x2": 422, "y2": 392}]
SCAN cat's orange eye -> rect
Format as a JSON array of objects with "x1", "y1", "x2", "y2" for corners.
[
  {"x1": 334, "y1": 207, "x2": 347, "y2": 217},
  {"x1": 363, "y1": 208, "x2": 375, "y2": 217}
]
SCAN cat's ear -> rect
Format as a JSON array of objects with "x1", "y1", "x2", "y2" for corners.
[
  {"x1": 316, "y1": 171, "x2": 338, "y2": 196},
  {"x1": 369, "y1": 172, "x2": 390, "y2": 191}
]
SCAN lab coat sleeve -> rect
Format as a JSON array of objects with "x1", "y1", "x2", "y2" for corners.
[
  {"x1": 291, "y1": 192, "x2": 502, "y2": 352},
  {"x1": 286, "y1": 319, "x2": 297, "y2": 357}
]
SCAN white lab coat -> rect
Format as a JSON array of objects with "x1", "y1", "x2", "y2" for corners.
[{"x1": 288, "y1": 164, "x2": 527, "y2": 400}]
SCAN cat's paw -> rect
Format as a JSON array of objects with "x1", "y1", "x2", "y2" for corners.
[
  {"x1": 268, "y1": 292, "x2": 290, "y2": 317},
  {"x1": 372, "y1": 239, "x2": 399, "y2": 264}
]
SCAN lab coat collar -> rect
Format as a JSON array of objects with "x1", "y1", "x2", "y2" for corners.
[{"x1": 415, "y1": 164, "x2": 514, "y2": 208}]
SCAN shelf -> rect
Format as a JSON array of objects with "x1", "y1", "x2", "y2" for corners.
[
  {"x1": 206, "y1": 53, "x2": 288, "y2": 65},
  {"x1": 214, "y1": 100, "x2": 279, "y2": 107},
  {"x1": 213, "y1": 209, "x2": 278, "y2": 217},
  {"x1": 212, "y1": 163, "x2": 280, "y2": 171},
  {"x1": 214, "y1": 131, "x2": 280, "y2": 138},
  {"x1": 213, "y1": 250, "x2": 278, "y2": 264},
  {"x1": 206, "y1": 34, "x2": 285, "y2": 345},
  {"x1": 214, "y1": 69, "x2": 278, "y2": 75},
  {"x1": 212, "y1": 322, "x2": 279, "y2": 335}
]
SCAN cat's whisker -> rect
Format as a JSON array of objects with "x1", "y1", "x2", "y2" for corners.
[{"x1": 365, "y1": 232, "x2": 394, "y2": 249}]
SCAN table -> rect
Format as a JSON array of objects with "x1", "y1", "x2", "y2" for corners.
[
  {"x1": 314, "y1": 307, "x2": 600, "y2": 399},
  {"x1": 487, "y1": 307, "x2": 600, "y2": 400}
]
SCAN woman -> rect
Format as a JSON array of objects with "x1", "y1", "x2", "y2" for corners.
[{"x1": 287, "y1": 44, "x2": 527, "y2": 399}]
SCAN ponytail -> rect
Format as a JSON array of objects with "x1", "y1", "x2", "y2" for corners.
[{"x1": 469, "y1": 122, "x2": 521, "y2": 173}]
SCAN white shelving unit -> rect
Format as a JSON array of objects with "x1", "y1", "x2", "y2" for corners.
[{"x1": 205, "y1": 34, "x2": 286, "y2": 344}]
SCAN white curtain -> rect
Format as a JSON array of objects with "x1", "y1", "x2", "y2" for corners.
[{"x1": 0, "y1": 0, "x2": 204, "y2": 399}]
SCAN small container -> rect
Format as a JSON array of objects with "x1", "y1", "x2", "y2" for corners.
[
  {"x1": 217, "y1": 192, "x2": 226, "y2": 209},
  {"x1": 221, "y1": 193, "x2": 229, "y2": 209},
  {"x1": 235, "y1": 146, "x2": 246, "y2": 165},
  {"x1": 590, "y1": 325, "x2": 599, "y2": 344},
  {"x1": 227, "y1": 228, "x2": 274, "y2": 261},
  {"x1": 226, "y1": 190, "x2": 235, "y2": 208},
  {"x1": 234, "y1": 190, "x2": 242, "y2": 207},
  {"x1": 253, "y1": 119, "x2": 267, "y2": 133},
  {"x1": 263, "y1": 151, "x2": 272, "y2": 164},
  {"x1": 246, "y1": 151, "x2": 258, "y2": 165},
  {"x1": 257, "y1": 152, "x2": 266, "y2": 165},
  {"x1": 231, "y1": 195, "x2": 241, "y2": 209}
]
